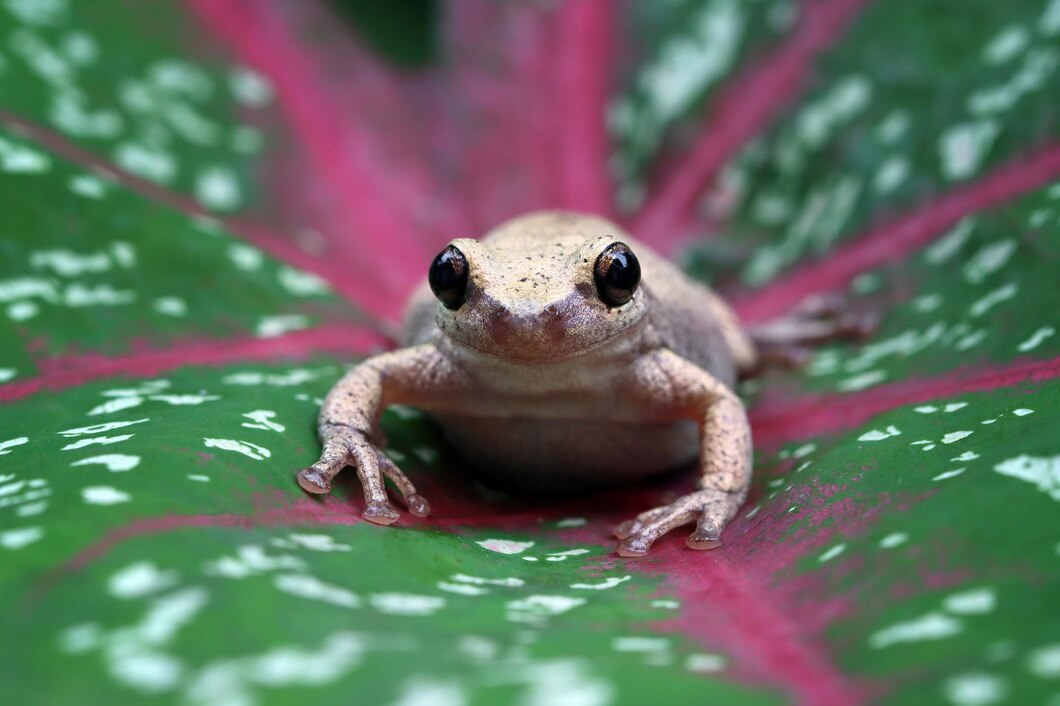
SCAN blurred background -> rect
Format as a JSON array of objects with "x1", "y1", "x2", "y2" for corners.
[{"x1": 1, "y1": 1, "x2": 1059, "y2": 704}]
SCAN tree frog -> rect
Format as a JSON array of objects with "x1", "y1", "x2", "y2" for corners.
[{"x1": 297, "y1": 212, "x2": 861, "y2": 556}]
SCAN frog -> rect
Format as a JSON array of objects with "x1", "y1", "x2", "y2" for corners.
[{"x1": 297, "y1": 211, "x2": 867, "y2": 556}]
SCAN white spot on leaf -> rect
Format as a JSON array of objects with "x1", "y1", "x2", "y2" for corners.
[
  {"x1": 72, "y1": 454, "x2": 141, "y2": 472},
  {"x1": 476, "y1": 539, "x2": 534, "y2": 555},
  {"x1": 859, "y1": 426, "x2": 901, "y2": 442},
  {"x1": 939, "y1": 121, "x2": 1000, "y2": 181},
  {"x1": 612, "y1": 636, "x2": 669, "y2": 652},
  {"x1": 82, "y1": 486, "x2": 131, "y2": 505},
  {"x1": 686, "y1": 653, "x2": 727, "y2": 673},
  {"x1": 1027, "y1": 643, "x2": 1060, "y2": 678},
  {"x1": 62, "y1": 434, "x2": 135, "y2": 450},
  {"x1": 203, "y1": 438, "x2": 270, "y2": 461},
  {"x1": 942, "y1": 672, "x2": 1006, "y2": 706},
  {"x1": 1018, "y1": 326, "x2": 1055, "y2": 351},
  {"x1": 933, "y1": 468, "x2": 966, "y2": 481},
  {"x1": 982, "y1": 26, "x2": 1028, "y2": 64},
  {"x1": 994, "y1": 455, "x2": 1060, "y2": 501},
  {"x1": 88, "y1": 397, "x2": 144, "y2": 416},
  {"x1": 969, "y1": 283, "x2": 1017, "y2": 317},
  {"x1": 109, "y1": 562, "x2": 179, "y2": 599},
  {"x1": 879, "y1": 532, "x2": 908, "y2": 549},
  {"x1": 943, "y1": 588, "x2": 995, "y2": 615},
  {"x1": 571, "y1": 576, "x2": 631, "y2": 591},
  {"x1": 241, "y1": 410, "x2": 285, "y2": 432},
  {"x1": 506, "y1": 595, "x2": 585, "y2": 623},
  {"x1": 451, "y1": 574, "x2": 524, "y2": 588},
  {"x1": 369, "y1": 593, "x2": 445, "y2": 616},
  {"x1": 0, "y1": 436, "x2": 29, "y2": 455},
  {"x1": 870, "y1": 612, "x2": 962, "y2": 648},
  {"x1": 819, "y1": 544, "x2": 846, "y2": 562},
  {"x1": 273, "y1": 574, "x2": 360, "y2": 608},
  {"x1": 255, "y1": 314, "x2": 310, "y2": 338},
  {"x1": 0, "y1": 526, "x2": 43, "y2": 549},
  {"x1": 59, "y1": 419, "x2": 148, "y2": 437}
]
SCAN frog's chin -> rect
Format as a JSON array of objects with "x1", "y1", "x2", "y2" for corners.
[{"x1": 440, "y1": 316, "x2": 648, "y2": 365}]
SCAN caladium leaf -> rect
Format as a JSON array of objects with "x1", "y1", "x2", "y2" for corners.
[{"x1": 1, "y1": 1, "x2": 1059, "y2": 705}]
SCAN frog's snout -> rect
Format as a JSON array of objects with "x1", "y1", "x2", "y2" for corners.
[{"x1": 483, "y1": 300, "x2": 570, "y2": 349}]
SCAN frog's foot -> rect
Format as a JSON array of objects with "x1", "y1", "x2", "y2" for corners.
[
  {"x1": 614, "y1": 490, "x2": 737, "y2": 557},
  {"x1": 746, "y1": 294, "x2": 877, "y2": 373},
  {"x1": 297, "y1": 429, "x2": 429, "y2": 525}
]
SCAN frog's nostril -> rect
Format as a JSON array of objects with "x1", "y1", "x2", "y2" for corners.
[
  {"x1": 542, "y1": 304, "x2": 568, "y2": 343},
  {"x1": 486, "y1": 304, "x2": 512, "y2": 345}
]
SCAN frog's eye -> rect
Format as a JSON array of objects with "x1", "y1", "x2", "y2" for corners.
[
  {"x1": 429, "y1": 245, "x2": 469, "y2": 310},
  {"x1": 593, "y1": 242, "x2": 640, "y2": 308}
]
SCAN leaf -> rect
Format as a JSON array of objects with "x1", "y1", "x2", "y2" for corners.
[{"x1": 2, "y1": 1, "x2": 1059, "y2": 704}]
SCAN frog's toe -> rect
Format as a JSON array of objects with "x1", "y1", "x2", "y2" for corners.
[
  {"x1": 616, "y1": 535, "x2": 653, "y2": 557},
  {"x1": 613, "y1": 506, "x2": 671, "y2": 539},
  {"x1": 615, "y1": 490, "x2": 739, "y2": 557},
  {"x1": 615, "y1": 505, "x2": 700, "y2": 557},
  {"x1": 297, "y1": 467, "x2": 332, "y2": 494},
  {"x1": 613, "y1": 519, "x2": 639, "y2": 540},
  {"x1": 363, "y1": 501, "x2": 400, "y2": 525},
  {"x1": 685, "y1": 518, "x2": 723, "y2": 551},
  {"x1": 407, "y1": 493, "x2": 431, "y2": 517},
  {"x1": 376, "y1": 450, "x2": 430, "y2": 518}
]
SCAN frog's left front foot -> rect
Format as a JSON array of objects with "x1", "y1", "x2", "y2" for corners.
[{"x1": 614, "y1": 489, "x2": 740, "y2": 557}]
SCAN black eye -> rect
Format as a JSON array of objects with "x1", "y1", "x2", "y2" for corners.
[
  {"x1": 593, "y1": 242, "x2": 640, "y2": 308},
  {"x1": 428, "y1": 245, "x2": 469, "y2": 310}
]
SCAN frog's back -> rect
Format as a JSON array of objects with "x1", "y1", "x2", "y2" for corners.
[{"x1": 634, "y1": 238, "x2": 754, "y2": 388}]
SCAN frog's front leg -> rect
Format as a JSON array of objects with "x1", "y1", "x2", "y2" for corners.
[
  {"x1": 297, "y1": 343, "x2": 460, "y2": 525},
  {"x1": 615, "y1": 350, "x2": 752, "y2": 557}
]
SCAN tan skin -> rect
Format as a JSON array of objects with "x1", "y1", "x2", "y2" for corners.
[{"x1": 297, "y1": 212, "x2": 861, "y2": 556}]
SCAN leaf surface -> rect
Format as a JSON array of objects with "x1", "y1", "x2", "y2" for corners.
[{"x1": 1, "y1": 1, "x2": 1059, "y2": 704}]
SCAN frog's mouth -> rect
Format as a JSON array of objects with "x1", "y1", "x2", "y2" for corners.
[
  {"x1": 437, "y1": 288, "x2": 650, "y2": 364},
  {"x1": 445, "y1": 322, "x2": 647, "y2": 364}
]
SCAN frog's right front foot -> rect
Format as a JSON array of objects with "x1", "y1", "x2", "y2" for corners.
[{"x1": 297, "y1": 430, "x2": 431, "y2": 525}]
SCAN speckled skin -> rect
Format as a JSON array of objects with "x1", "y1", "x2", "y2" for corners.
[{"x1": 298, "y1": 212, "x2": 759, "y2": 556}]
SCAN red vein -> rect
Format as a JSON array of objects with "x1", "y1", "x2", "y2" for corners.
[
  {"x1": 555, "y1": 0, "x2": 616, "y2": 216},
  {"x1": 647, "y1": 546, "x2": 865, "y2": 705},
  {"x1": 735, "y1": 142, "x2": 1060, "y2": 322},
  {"x1": 0, "y1": 323, "x2": 389, "y2": 403},
  {"x1": 442, "y1": 1, "x2": 565, "y2": 229},
  {"x1": 0, "y1": 109, "x2": 388, "y2": 326},
  {"x1": 751, "y1": 354, "x2": 1060, "y2": 448},
  {"x1": 189, "y1": 0, "x2": 435, "y2": 321},
  {"x1": 633, "y1": 0, "x2": 867, "y2": 251}
]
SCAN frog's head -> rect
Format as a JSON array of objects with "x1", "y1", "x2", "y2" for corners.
[{"x1": 427, "y1": 212, "x2": 649, "y2": 362}]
